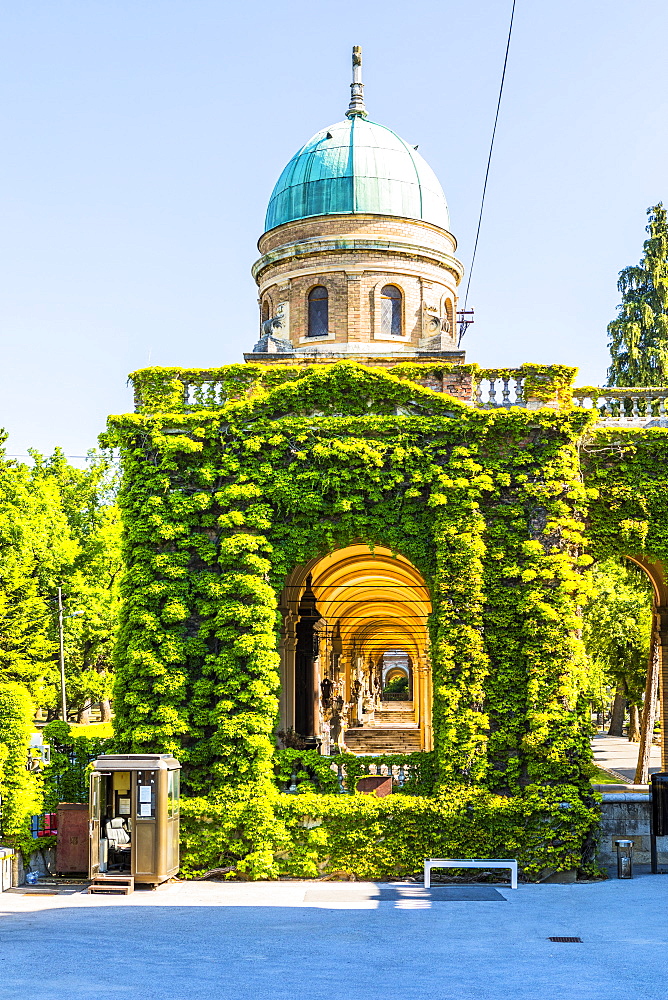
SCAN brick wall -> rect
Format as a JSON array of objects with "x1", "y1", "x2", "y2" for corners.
[
  {"x1": 259, "y1": 261, "x2": 458, "y2": 348},
  {"x1": 254, "y1": 212, "x2": 464, "y2": 352},
  {"x1": 416, "y1": 370, "x2": 474, "y2": 402}
]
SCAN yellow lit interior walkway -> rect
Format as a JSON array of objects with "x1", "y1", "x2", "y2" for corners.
[{"x1": 279, "y1": 544, "x2": 432, "y2": 754}]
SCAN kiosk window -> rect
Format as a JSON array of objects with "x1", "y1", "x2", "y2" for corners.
[
  {"x1": 167, "y1": 770, "x2": 180, "y2": 819},
  {"x1": 136, "y1": 770, "x2": 156, "y2": 818}
]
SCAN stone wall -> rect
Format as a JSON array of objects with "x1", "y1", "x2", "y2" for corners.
[{"x1": 596, "y1": 788, "x2": 668, "y2": 866}]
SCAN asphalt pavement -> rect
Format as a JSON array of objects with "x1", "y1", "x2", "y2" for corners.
[{"x1": 1, "y1": 875, "x2": 667, "y2": 1000}]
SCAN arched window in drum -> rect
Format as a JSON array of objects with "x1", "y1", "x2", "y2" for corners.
[
  {"x1": 308, "y1": 286, "x2": 329, "y2": 337},
  {"x1": 381, "y1": 285, "x2": 402, "y2": 336}
]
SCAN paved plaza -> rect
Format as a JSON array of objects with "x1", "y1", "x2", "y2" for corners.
[
  {"x1": 592, "y1": 734, "x2": 662, "y2": 782},
  {"x1": 1, "y1": 875, "x2": 667, "y2": 1000}
]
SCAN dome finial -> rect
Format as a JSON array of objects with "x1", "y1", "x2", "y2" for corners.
[{"x1": 346, "y1": 45, "x2": 367, "y2": 119}]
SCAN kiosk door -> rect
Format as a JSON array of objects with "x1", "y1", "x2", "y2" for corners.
[
  {"x1": 89, "y1": 771, "x2": 103, "y2": 877},
  {"x1": 135, "y1": 769, "x2": 157, "y2": 877}
]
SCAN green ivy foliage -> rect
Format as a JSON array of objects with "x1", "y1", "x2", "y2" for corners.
[
  {"x1": 129, "y1": 361, "x2": 579, "y2": 414},
  {"x1": 180, "y1": 785, "x2": 598, "y2": 881},
  {"x1": 105, "y1": 361, "x2": 601, "y2": 878},
  {"x1": 583, "y1": 428, "x2": 668, "y2": 561}
]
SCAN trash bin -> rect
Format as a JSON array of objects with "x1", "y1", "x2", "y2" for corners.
[
  {"x1": 650, "y1": 772, "x2": 668, "y2": 873},
  {"x1": 89, "y1": 754, "x2": 180, "y2": 887},
  {"x1": 615, "y1": 839, "x2": 634, "y2": 879}
]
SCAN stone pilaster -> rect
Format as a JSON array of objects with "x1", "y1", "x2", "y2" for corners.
[
  {"x1": 279, "y1": 610, "x2": 297, "y2": 732},
  {"x1": 416, "y1": 655, "x2": 432, "y2": 751},
  {"x1": 346, "y1": 273, "x2": 362, "y2": 341}
]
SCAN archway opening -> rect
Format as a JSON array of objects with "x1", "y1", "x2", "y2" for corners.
[
  {"x1": 279, "y1": 544, "x2": 431, "y2": 755},
  {"x1": 584, "y1": 553, "x2": 665, "y2": 782},
  {"x1": 381, "y1": 650, "x2": 412, "y2": 700}
]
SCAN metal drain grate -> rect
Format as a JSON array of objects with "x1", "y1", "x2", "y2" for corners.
[{"x1": 548, "y1": 937, "x2": 582, "y2": 943}]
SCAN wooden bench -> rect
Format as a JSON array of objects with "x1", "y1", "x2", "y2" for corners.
[{"x1": 424, "y1": 859, "x2": 518, "y2": 889}]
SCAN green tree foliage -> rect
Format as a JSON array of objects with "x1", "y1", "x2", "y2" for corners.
[
  {"x1": 0, "y1": 682, "x2": 41, "y2": 854},
  {"x1": 0, "y1": 440, "x2": 122, "y2": 719},
  {"x1": 384, "y1": 675, "x2": 409, "y2": 693},
  {"x1": 0, "y1": 441, "x2": 74, "y2": 695},
  {"x1": 582, "y1": 558, "x2": 652, "y2": 708},
  {"x1": 41, "y1": 720, "x2": 112, "y2": 809},
  {"x1": 608, "y1": 204, "x2": 668, "y2": 386},
  {"x1": 30, "y1": 450, "x2": 123, "y2": 721}
]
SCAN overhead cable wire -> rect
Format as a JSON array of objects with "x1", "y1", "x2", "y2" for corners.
[{"x1": 461, "y1": 0, "x2": 517, "y2": 320}]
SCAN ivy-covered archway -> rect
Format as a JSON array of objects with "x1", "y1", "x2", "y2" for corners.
[
  {"x1": 583, "y1": 428, "x2": 668, "y2": 773},
  {"x1": 105, "y1": 361, "x2": 607, "y2": 878}
]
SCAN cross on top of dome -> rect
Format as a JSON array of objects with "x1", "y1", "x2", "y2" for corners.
[{"x1": 347, "y1": 45, "x2": 367, "y2": 119}]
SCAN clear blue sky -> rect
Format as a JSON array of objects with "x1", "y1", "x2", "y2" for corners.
[{"x1": 1, "y1": 0, "x2": 667, "y2": 456}]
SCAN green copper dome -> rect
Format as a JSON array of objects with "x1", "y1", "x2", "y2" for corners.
[{"x1": 264, "y1": 116, "x2": 450, "y2": 233}]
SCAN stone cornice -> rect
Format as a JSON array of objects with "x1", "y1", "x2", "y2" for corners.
[
  {"x1": 243, "y1": 350, "x2": 467, "y2": 366},
  {"x1": 256, "y1": 260, "x2": 459, "y2": 294},
  {"x1": 258, "y1": 213, "x2": 459, "y2": 252},
  {"x1": 252, "y1": 237, "x2": 464, "y2": 284}
]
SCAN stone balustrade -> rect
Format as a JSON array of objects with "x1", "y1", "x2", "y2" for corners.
[
  {"x1": 183, "y1": 381, "x2": 227, "y2": 409},
  {"x1": 475, "y1": 382, "x2": 668, "y2": 425},
  {"x1": 572, "y1": 388, "x2": 668, "y2": 427},
  {"x1": 281, "y1": 757, "x2": 422, "y2": 795},
  {"x1": 131, "y1": 367, "x2": 668, "y2": 427},
  {"x1": 474, "y1": 375, "x2": 525, "y2": 409}
]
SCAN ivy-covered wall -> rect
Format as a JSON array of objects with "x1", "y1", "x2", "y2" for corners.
[
  {"x1": 583, "y1": 428, "x2": 668, "y2": 562},
  {"x1": 104, "y1": 361, "x2": 613, "y2": 879}
]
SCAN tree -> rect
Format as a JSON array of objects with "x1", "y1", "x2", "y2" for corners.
[
  {"x1": 0, "y1": 441, "x2": 75, "y2": 697},
  {"x1": 0, "y1": 439, "x2": 122, "y2": 721},
  {"x1": 0, "y1": 682, "x2": 42, "y2": 854},
  {"x1": 582, "y1": 558, "x2": 652, "y2": 737},
  {"x1": 28, "y1": 450, "x2": 123, "y2": 722},
  {"x1": 607, "y1": 204, "x2": 668, "y2": 386}
]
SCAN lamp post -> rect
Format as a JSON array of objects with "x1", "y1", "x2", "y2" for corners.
[{"x1": 57, "y1": 586, "x2": 67, "y2": 722}]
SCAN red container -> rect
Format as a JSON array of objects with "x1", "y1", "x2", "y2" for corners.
[{"x1": 56, "y1": 803, "x2": 89, "y2": 873}]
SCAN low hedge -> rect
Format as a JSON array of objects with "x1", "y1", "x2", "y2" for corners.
[{"x1": 179, "y1": 783, "x2": 600, "y2": 881}]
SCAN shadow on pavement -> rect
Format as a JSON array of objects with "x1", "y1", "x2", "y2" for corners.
[{"x1": 304, "y1": 883, "x2": 507, "y2": 903}]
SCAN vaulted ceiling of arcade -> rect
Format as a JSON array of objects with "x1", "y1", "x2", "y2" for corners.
[{"x1": 284, "y1": 544, "x2": 431, "y2": 660}]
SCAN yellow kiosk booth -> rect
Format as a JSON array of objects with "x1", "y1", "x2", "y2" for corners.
[{"x1": 88, "y1": 754, "x2": 180, "y2": 892}]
